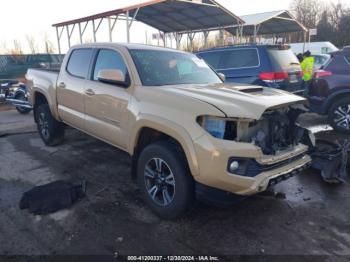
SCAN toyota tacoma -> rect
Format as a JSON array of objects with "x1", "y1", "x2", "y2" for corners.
[{"x1": 26, "y1": 43, "x2": 312, "y2": 219}]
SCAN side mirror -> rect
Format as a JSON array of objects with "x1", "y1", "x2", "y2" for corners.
[
  {"x1": 97, "y1": 69, "x2": 129, "y2": 87},
  {"x1": 218, "y1": 73, "x2": 226, "y2": 82}
]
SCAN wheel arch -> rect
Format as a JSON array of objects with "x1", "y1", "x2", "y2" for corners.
[
  {"x1": 129, "y1": 115, "x2": 200, "y2": 178},
  {"x1": 32, "y1": 91, "x2": 59, "y2": 123},
  {"x1": 325, "y1": 90, "x2": 350, "y2": 114}
]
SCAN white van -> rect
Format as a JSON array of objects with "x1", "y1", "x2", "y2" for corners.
[{"x1": 290, "y1": 42, "x2": 339, "y2": 55}]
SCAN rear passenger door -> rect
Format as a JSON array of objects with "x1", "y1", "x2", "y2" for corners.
[
  {"x1": 84, "y1": 48, "x2": 131, "y2": 150},
  {"x1": 57, "y1": 48, "x2": 93, "y2": 130}
]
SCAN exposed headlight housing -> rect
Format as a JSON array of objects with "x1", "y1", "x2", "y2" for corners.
[{"x1": 197, "y1": 116, "x2": 237, "y2": 140}]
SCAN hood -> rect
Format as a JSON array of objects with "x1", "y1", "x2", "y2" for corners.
[{"x1": 154, "y1": 83, "x2": 306, "y2": 120}]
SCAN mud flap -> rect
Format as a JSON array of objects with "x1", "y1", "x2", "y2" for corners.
[{"x1": 310, "y1": 140, "x2": 350, "y2": 183}]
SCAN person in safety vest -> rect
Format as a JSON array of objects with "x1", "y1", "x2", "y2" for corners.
[{"x1": 301, "y1": 50, "x2": 315, "y2": 95}]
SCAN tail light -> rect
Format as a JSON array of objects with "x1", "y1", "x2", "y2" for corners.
[
  {"x1": 314, "y1": 70, "x2": 332, "y2": 79},
  {"x1": 259, "y1": 72, "x2": 289, "y2": 82}
]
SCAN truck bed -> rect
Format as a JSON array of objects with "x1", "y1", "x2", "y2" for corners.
[{"x1": 26, "y1": 68, "x2": 59, "y2": 108}]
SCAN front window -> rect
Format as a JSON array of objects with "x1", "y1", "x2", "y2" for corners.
[
  {"x1": 129, "y1": 49, "x2": 222, "y2": 86},
  {"x1": 93, "y1": 49, "x2": 129, "y2": 81}
]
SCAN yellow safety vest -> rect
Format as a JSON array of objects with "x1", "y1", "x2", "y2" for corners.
[{"x1": 301, "y1": 56, "x2": 315, "y2": 82}]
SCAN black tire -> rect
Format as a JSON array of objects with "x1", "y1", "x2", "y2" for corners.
[
  {"x1": 36, "y1": 104, "x2": 64, "y2": 146},
  {"x1": 15, "y1": 93, "x2": 32, "y2": 114},
  {"x1": 137, "y1": 140, "x2": 194, "y2": 219},
  {"x1": 328, "y1": 97, "x2": 350, "y2": 134}
]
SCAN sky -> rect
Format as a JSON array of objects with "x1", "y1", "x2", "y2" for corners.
[{"x1": 0, "y1": 0, "x2": 346, "y2": 53}]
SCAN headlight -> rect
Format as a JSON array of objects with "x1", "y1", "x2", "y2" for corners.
[{"x1": 197, "y1": 116, "x2": 237, "y2": 140}]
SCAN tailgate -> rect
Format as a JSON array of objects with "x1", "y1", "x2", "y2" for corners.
[{"x1": 267, "y1": 46, "x2": 304, "y2": 93}]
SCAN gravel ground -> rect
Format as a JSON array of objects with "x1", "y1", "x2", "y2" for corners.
[{"x1": 0, "y1": 104, "x2": 349, "y2": 259}]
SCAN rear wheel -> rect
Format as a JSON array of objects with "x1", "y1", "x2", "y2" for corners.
[
  {"x1": 329, "y1": 97, "x2": 350, "y2": 134},
  {"x1": 36, "y1": 104, "x2": 64, "y2": 146},
  {"x1": 137, "y1": 140, "x2": 194, "y2": 219},
  {"x1": 15, "y1": 93, "x2": 31, "y2": 114}
]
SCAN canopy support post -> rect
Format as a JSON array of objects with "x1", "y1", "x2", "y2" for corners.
[
  {"x1": 92, "y1": 20, "x2": 96, "y2": 42},
  {"x1": 126, "y1": 8, "x2": 139, "y2": 43},
  {"x1": 56, "y1": 27, "x2": 64, "y2": 54},
  {"x1": 108, "y1": 16, "x2": 118, "y2": 42},
  {"x1": 66, "y1": 25, "x2": 75, "y2": 48},
  {"x1": 188, "y1": 32, "x2": 195, "y2": 51},
  {"x1": 78, "y1": 23, "x2": 83, "y2": 44},
  {"x1": 203, "y1": 31, "x2": 210, "y2": 49}
]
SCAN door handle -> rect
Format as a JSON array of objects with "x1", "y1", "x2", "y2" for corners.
[
  {"x1": 85, "y1": 89, "x2": 95, "y2": 96},
  {"x1": 58, "y1": 82, "x2": 66, "y2": 89}
]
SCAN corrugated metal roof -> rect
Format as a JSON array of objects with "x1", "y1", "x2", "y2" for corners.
[
  {"x1": 239, "y1": 10, "x2": 287, "y2": 25},
  {"x1": 53, "y1": 0, "x2": 243, "y2": 33},
  {"x1": 226, "y1": 10, "x2": 307, "y2": 36}
]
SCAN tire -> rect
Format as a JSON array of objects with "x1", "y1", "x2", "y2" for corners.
[
  {"x1": 36, "y1": 104, "x2": 64, "y2": 146},
  {"x1": 15, "y1": 93, "x2": 32, "y2": 114},
  {"x1": 328, "y1": 97, "x2": 350, "y2": 134},
  {"x1": 137, "y1": 140, "x2": 194, "y2": 219}
]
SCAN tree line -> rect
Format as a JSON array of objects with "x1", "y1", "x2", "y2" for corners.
[{"x1": 291, "y1": 0, "x2": 350, "y2": 48}]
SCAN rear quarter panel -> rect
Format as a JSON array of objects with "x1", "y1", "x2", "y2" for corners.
[{"x1": 27, "y1": 69, "x2": 60, "y2": 120}]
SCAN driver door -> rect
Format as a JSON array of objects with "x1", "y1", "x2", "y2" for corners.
[{"x1": 84, "y1": 48, "x2": 131, "y2": 150}]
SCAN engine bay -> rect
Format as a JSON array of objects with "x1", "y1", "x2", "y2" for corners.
[{"x1": 237, "y1": 105, "x2": 310, "y2": 155}]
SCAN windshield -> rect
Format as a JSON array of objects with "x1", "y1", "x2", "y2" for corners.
[{"x1": 129, "y1": 49, "x2": 222, "y2": 86}]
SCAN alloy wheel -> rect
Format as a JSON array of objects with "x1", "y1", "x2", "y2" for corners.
[
  {"x1": 144, "y1": 158, "x2": 176, "y2": 207},
  {"x1": 38, "y1": 112, "x2": 50, "y2": 140},
  {"x1": 334, "y1": 104, "x2": 350, "y2": 130}
]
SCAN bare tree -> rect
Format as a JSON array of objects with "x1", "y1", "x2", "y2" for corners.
[
  {"x1": 291, "y1": 0, "x2": 323, "y2": 28},
  {"x1": 0, "y1": 41, "x2": 9, "y2": 54},
  {"x1": 42, "y1": 33, "x2": 56, "y2": 54},
  {"x1": 10, "y1": 39, "x2": 23, "y2": 55},
  {"x1": 26, "y1": 35, "x2": 39, "y2": 54},
  {"x1": 290, "y1": 0, "x2": 324, "y2": 42}
]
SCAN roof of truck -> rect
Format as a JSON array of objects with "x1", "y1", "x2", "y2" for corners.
[{"x1": 71, "y1": 42, "x2": 188, "y2": 53}]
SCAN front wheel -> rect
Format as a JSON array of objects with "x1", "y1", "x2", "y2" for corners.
[
  {"x1": 15, "y1": 93, "x2": 32, "y2": 114},
  {"x1": 36, "y1": 104, "x2": 64, "y2": 146},
  {"x1": 329, "y1": 97, "x2": 350, "y2": 134},
  {"x1": 137, "y1": 141, "x2": 194, "y2": 219}
]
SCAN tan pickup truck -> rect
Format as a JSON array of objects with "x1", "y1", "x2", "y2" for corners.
[{"x1": 27, "y1": 43, "x2": 312, "y2": 219}]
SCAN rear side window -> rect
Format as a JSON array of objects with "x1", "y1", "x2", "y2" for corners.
[
  {"x1": 197, "y1": 52, "x2": 221, "y2": 69},
  {"x1": 267, "y1": 47, "x2": 300, "y2": 70},
  {"x1": 93, "y1": 49, "x2": 128, "y2": 81},
  {"x1": 66, "y1": 49, "x2": 93, "y2": 78},
  {"x1": 198, "y1": 49, "x2": 259, "y2": 70},
  {"x1": 222, "y1": 49, "x2": 259, "y2": 69}
]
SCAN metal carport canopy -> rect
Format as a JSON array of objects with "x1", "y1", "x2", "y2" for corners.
[
  {"x1": 226, "y1": 10, "x2": 307, "y2": 36},
  {"x1": 52, "y1": 0, "x2": 243, "y2": 34}
]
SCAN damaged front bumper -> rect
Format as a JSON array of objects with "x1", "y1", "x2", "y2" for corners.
[
  {"x1": 310, "y1": 139, "x2": 350, "y2": 183},
  {"x1": 193, "y1": 135, "x2": 312, "y2": 196}
]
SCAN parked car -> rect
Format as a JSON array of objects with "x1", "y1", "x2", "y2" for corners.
[
  {"x1": 313, "y1": 54, "x2": 331, "y2": 70},
  {"x1": 0, "y1": 79, "x2": 32, "y2": 114},
  {"x1": 290, "y1": 41, "x2": 339, "y2": 55},
  {"x1": 309, "y1": 47, "x2": 350, "y2": 134},
  {"x1": 196, "y1": 44, "x2": 304, "y2": 94},
  {"x1": 27, "y1": 43, "x2": 312, "y2": 219}
]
